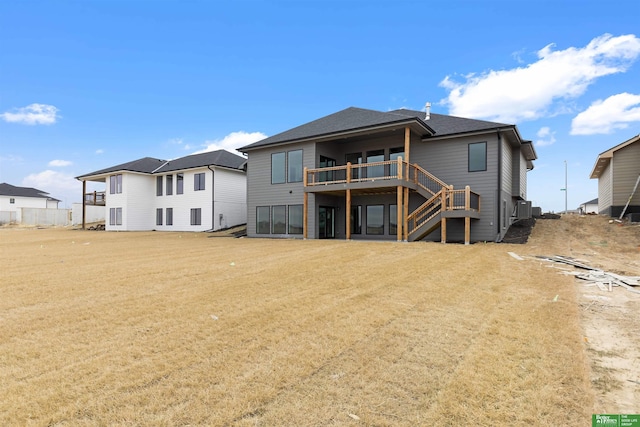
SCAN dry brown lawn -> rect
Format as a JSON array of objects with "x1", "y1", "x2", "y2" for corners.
[{"x1": 3, "y1": 216, "x2": 633, "y2": 426}]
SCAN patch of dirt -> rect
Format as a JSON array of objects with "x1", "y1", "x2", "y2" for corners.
[{"x1": 522, "y1": 214, "x2": 640, "y2": 414}]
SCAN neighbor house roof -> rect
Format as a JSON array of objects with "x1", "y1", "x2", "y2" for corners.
[
  {"x1": 0, "y1": 183, "x2": 60, "y2": 201},
  {"x1": 154, "y1": 150, "x2": 246, "y2": 173},
  {"x1": 76, "y1": 150, "x2": 246, "y2": 180},
  {"x1": 76, "y1": 157, "x2": 166, "y2": 179},
  {"x1": 239, "y1": 107, "x2": 519, "y2": 151},
  {"x1": 590, "y1": 134, "x2": 640, "y2": 179}
]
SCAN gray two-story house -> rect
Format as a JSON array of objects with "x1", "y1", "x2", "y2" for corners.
[{"x1": 240, "y1": 107, "x2": 536, "y2": 243}]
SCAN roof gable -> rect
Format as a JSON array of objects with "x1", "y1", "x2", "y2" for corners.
[{"x1": 590, "y1": 134, "x2": 640, "y2": 179}]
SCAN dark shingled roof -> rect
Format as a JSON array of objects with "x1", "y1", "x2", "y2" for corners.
[
  {"x1": 0, "y1": 183, "x2": 60, "y2": 201},
  {"x1": 240, "y1": 107, "x2": 513, "y2": 151},
  {"x1": 389, "y1": 109, "x2": 512, "y2": 135},
  {"x1": 155, "y1": 150, "x2": 246, "y2": 173},
  {"x1": 76, "y1": 150, "x2": 246, "y2": 179},
  {"x1": 76, "y1": 157, "x2": 165, "y2": 179}
]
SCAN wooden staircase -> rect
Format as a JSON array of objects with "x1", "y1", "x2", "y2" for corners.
[{"x1": 405, "y1": 164, "x2": 480, "y2": 242}]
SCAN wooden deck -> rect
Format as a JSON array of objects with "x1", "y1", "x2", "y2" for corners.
[
  {"x1": 304, "y1": 159, "x2": 480, "y2": 243},
  {"x1": 84, "y1": 191, "x2": 106, "y2": 206}
]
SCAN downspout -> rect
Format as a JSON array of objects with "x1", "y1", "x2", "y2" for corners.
[
  {"x1": 496, "y1": 129, "x2": 502, "y2": 242},
  {"x1": 207, "y1": 165, "x2": 215, "y2": 231}
]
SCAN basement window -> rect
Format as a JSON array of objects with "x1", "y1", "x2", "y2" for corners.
[
  {"x1": 272, "y1": 205, "x2": 286, "y2": 234},
  {"x1": 288, "y1": 205, "x2": 303, "y2": 234},
  {"x1": 256, "y1": 206, "x2": 270, "y2": 234},
  {"x1": 190, "y1": 208, "x2": 202, "y2": 226}
]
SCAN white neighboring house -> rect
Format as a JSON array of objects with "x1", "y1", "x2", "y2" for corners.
[
  {"x1": 0, "y1": 183, "x2": 61, "y2": 223},
  {"x1": 578, "y1": 198, "x2": 598, "y2": 214},
  {"x1": 76, "y1": 150, "x2": 247, "y2": 232}
]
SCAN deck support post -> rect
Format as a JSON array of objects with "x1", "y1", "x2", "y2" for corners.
[
  {"x1": 465, "y1": 217, "x2": 470, "y2": 245},
  {"x1": 303, "y1": 192, "x2": 308, "y2": 239},
  {"x1": 441, "y1": 187, "x2": 448, "y2": 243},
  {"x1": 464, "y1": 185, "x2": 471, "y2": 244},
  {"x1": 303, "y1": 167, "x2": 308, "y2": 239},
  {"x1": 346, "y1": 188, "x2": 351, "y2": 240},
  {"x1": 82, "y1": 180, "x2": 86, "y2": 230},
  {"x1": 403, "y1": 127, "x2": 410, "y2": 241},
  {"x1": 396, "y1": 185, "x2": 402, "y2": 241},
  {"x1": 441, "y1": 217, "x2": 447, "y2": 243},
  {"x1": 404, "y1": 127, "x2": 410, "y2": 164}
]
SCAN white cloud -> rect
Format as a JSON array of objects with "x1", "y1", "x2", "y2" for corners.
[
  {"x1": 1, "y1": 103, "x2": 60, "y2": 125},
  {"x1": 95, "y1": 149, "x2": 104, "y2": 154},
  {"x1": 535, "y1": 127, "x2": 557, "y2": 147},
  {"x1": 194, "y1": 131, "x2": 267, "y2": 155},
  {"x1": 570, "y1": 92, "x2": 640, "y2": 135},
  {"x1": 49, "y1": 159, "x2": 73, "y2": 167},
  {"x1": 439, "y1": 33, "x2": 640, "y2": 123},
  {"x1": 22, "y1": 170, "x2": 80, "y2": 207}
]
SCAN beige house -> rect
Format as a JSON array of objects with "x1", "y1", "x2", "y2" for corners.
[{"x1": 590, "y1": 134, "x2": 640, "y2": 217}]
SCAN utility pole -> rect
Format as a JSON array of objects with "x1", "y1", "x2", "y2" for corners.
[
  {"x1": 560, "y1": 160, "x2": 568, "y2": 214},
  {"x1": 565, "y1": 160, "x2": 568, "y2": 214}
]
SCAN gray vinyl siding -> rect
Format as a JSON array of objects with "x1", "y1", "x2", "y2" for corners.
[
  {"x1": 501, "y1": 137, "x2": 513, "y2": 197},
  {"x1": 511, "y1": 147, "x2": 527, "y2": 199},
  {"x1": 598, "y1": 162, "x2": 613, "y2": 215},
  {"x1": 246, "y1": 142, "x2": 315, "y2": 238},
  {"x1": 412, "y1": 132, "x2": 500, "y2": 242},
  {"x1": 612, "y1": 142, "x2": 640, "y2": 206},
  {"x1": 316, "y1": 132, "x2": 412, "y2": 165},
  {"x1": 519, "y1": 151, "x2": 527, "y2": 199}
]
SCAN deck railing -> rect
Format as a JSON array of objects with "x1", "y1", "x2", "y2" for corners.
[
  {"x1": 407, "y1": 190, "x2": 444, "y2": 234},
  {"x1": 305, "y1": 160, "x2": 480, "y2": 211},
  {"x1": 84, "y1": 191, "x2": 106, "y2": 206}
]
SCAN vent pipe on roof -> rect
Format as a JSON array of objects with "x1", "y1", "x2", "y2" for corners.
[{"x1": 425, "y1": 102, "x2": 431, "y2": 120}]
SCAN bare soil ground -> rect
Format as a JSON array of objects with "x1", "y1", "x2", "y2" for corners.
[
  {"x1": 520, "y1": 215, "x2": 640, "y2": 415},
  {"x1": 0, "y1": 216, "x2": 636, "y2": 425}
]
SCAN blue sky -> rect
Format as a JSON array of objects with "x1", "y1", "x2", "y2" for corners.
[{"x1": 1, "y1": 0, "x2": 639, "y2": 211}]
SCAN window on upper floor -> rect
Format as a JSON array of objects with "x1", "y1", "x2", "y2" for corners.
[
  {"x1": 272, "y1": 152, "x2": 286, "y2": 184},
  {"x1": 9, "y1": 198, "x2": 15, "y2": 204},
  {"x1": 287, "y1": 150, "x2": 303, "y2": 182},
  {"x1": 110, "y1": 174, "x2": 122, "y2": 194},
  {"x1": 194, "y1": 173, "x2": 205, "y2": 191},
  {"x1": 166, "y1": 175, "x2": 173, "y2": 196},
  {"x1": 177, "y1": 173, "x2": 184, "y2": 194},
  {"x1": 156, "y1": 176, "x2": 163, "y2": 196},
  {"x1": 272, "y1": 150, "x2": 303, "y2": 184},
  {"x1": 469, "y1": 142, "x2": 487, "y2": 172}
]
